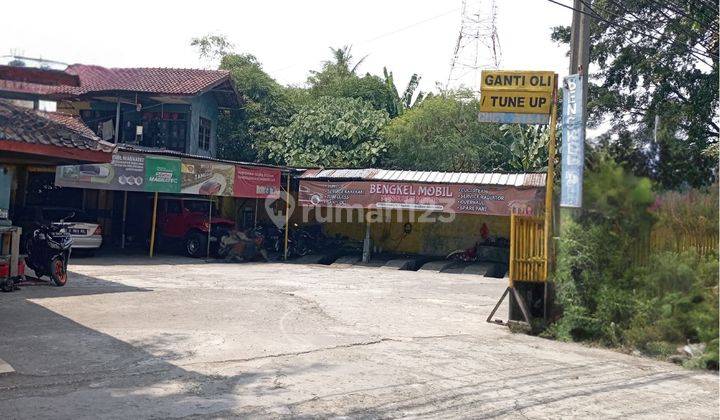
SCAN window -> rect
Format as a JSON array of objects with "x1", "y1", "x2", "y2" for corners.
[
  {"x1": 199, "y1": 117, "x2": 211, "y2": 151},
  {"x1": 141, "y1": 112, "x2": 188, "y2": 152}
]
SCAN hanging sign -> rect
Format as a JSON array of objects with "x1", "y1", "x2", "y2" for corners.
[
  {"x1": 478, "y1": 70, "x2": 555, "y2": 124},
  {"x1": 560, "y1": 74, "x2": 585, "y2": 208}
]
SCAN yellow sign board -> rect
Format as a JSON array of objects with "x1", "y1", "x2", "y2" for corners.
[
  {"x1": 480, "y1": 91, "x2": 552, "y2": 114},
  {"x1": 481, "y1": 70, "x2": 555, "y2": 92}
]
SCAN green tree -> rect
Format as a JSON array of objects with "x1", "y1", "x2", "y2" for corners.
[
  {"x1": 382, "y1": 90, "x2": 510, "y2": 172},
  {"x1": 308, "y1": 46, "x2": 399, "y2": 117},
  {"x1": 216, "y1": 54, "x2": 296, "y2": 163},
  {"x1": 267, "y1": 97, "x2": 389, "y2": 167},
  {"x1": 383, "y1": 68, "x2": 425, "y2": 117},
  {"x1": 551, "y1": 1, "x2": 719, "y2": 188},
  {"x1": 499, "y1": 124, "x2": 549, "y2": 172},
  {"x1": 191, "y1": 34, "x2": 235, "y2": 64}
]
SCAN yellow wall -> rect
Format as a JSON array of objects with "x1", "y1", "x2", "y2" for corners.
[{"x1": 319, "y1": 209, "x2": 510, "y2": 257}]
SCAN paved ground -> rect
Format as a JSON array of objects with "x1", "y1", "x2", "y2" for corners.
[{"x1": 0, "y1": 255, "x2": 717, "y2": 419}]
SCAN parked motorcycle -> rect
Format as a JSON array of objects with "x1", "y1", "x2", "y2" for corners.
[
  {"x1": 218, "y1": 227, "x2": 268, "y2": 261},
  {"x1": 446, "y1": 223, "x2": 509, "y2": 262},
  {"x1": 26, "y1": 217, "x2": 73, "y2": 286}
]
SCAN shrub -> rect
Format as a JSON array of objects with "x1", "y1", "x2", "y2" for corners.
[{"x1": 551, "y1": 157, "x2": 719, "y2": 370}]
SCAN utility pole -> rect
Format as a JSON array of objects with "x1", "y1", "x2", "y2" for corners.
[{"x1": 568, "y1": 0, "x2": 591, "y2": 118}]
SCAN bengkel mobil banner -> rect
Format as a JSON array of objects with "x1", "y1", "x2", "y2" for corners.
[
  {"x1": 233, "y1": 166, "x2": 281, "y2": 198},
  {"x1": 299, "y1": 180, "x2": 544, "y2": 216}
]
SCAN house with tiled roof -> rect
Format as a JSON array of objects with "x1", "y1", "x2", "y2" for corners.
[
  {"x1": 0, "y1": 63, "x2": 240, "y2": 158},
  {"x1": 0, "y1": 61, "x2": 243, "y2": 237}
]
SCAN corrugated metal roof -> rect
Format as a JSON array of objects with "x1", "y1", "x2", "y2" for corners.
[
  {"x1": 299, "y1": 168, "x2": 546, "y2": 187},
  {"x1": 117, "y1": 144, "x2": 288, "y2": 171}
]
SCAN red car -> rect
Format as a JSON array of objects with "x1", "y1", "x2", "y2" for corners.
[{"x1": 155, "y1": 197, "x2": 234, "y2": 257}]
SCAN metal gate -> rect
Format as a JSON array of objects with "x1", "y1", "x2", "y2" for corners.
[{"x1": 509, "y1": 213, "x2": 547, "y2": 283}]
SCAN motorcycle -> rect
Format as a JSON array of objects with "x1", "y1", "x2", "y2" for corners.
[
  {"x1": 218, "y1": 226, "x2": 268, "y2": 262},
  {"x1": 26, "y1": 218, "x2": 73, "y2": 286},
  {"x1": 446, "y1": 223, "x2": 508, "y2": 263}
]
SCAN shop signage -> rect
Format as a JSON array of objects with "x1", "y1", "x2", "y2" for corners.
[
  {"x1": 145, "y1": 156, "x2": 181, "y2": 193},
  {"x1": 299, "y1": 180, "x2": 544, "y2": 216},
  {"x1": 478, "y1": 70, "x2": 554, "y2": 124},
  {"x1": 56, "y1": 153, "x2": 282, "y2": 199},
  {"x1": 181, "y1": 160, "x2": 235, "y2": 196},
  {"x1": 560, "y1": 74, "x2": 585, "y2": 208},
  {"x1": 55, "y1": 152, "x2": 146, "y2": 192},
  {"x1": 234, "y1": 166, "x2": 281, "y2": 198}
]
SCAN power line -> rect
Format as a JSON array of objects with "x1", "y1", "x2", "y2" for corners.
[
  {"x1": 583, "y1": 0, "x2": 716, "y2": 61},
  {"x1": 270, "y1": 7, "x2": 461, "y2": 74},
  {"x1": 543, "y1": 0, "x2": 715, "y2": 66},
  {"x1": 361, "y1": 8, "x2": 460, "y2": 44}
]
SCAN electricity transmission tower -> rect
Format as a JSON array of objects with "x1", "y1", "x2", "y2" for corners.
[{"x1": 446, "y1": 0, "x2": 501, "y2": 92}]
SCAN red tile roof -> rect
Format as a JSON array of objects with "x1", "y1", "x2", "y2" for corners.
[
  {"x1": 0, "y1": 100, "x2": 114, "y2": 153},
  {"x1": 65, "y1": 64, "x2": 231, "y2": 95},
  {"x1": 0, "y1": 79, "x2": 81, "y2": 97}
]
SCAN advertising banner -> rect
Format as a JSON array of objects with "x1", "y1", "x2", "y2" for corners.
[
  {"x1": 234, "y1": 166, "x2": 281, "y2": 198},
  {"x1": 181, "y1": 160, "x2": 235, "y2": 196},
  {"x1": 145, "y1": 156, "x2": 181, "y2": 193},
  {"x1": 55, "y1": 152, "x2": 146, "y2": 191},
  {"x1": 56, "y1": 152, "x2": 282, "y2": 198},
  {"x1": 560, "y1": 74, "x2": 585, "y2": 208},
  {"x1": 299, "y1": 180, "x2": 543, "y2": 216}
]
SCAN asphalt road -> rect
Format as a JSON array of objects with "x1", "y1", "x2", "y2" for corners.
[{"x1": 0, "y1": 255, "x2": 717, "y2": 418}]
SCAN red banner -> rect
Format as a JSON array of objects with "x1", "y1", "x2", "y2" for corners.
[
  {"x1": 299, "y1": 180, "x2": 543, "y2": 216},
  {"x1": 233, "y1": 166, "x2": 281, "y2": 198}
]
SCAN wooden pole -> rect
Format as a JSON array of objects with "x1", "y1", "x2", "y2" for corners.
[
  {"x1": 114, "y1": 97, "x2": 120, "y2": 143},
  {"x1": 544, "y1": 74, "x2": 558, "y2": 280},
  {"x1": 283, "y1": 174, "x2": 290, "y2": 260},
  {"x1": 206, "y1": 196, "x2": 212, "y2": 259},
  {"x1": 509, "y1": 213, "x2": 515, "y2": 288},
  {"x1": 149, "y1": 192, "x2": 158, "y2": 258},
  {"x1": 543, "y1": 74, "x2": 559, "y2": 311},
  {"x1": 121, "y1": 191, "x2": 128, "y2": 249}
]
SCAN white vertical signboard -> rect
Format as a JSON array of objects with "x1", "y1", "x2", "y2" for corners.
[{"x1": 560, "y1": 74, "x2": 585, "y2": 208}]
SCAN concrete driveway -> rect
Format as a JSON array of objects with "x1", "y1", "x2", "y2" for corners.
[{"x1": 0, "y1": 256, "x2": 717, "y2": 418}]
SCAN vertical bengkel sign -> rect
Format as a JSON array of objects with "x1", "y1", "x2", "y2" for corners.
[{"x1": 560, "y1": 74, "x2": 585, "y2": 208}]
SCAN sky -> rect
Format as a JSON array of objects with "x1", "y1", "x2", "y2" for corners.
[{"x1": 1, "y1": 0, "x2": 573, "y2": 94}]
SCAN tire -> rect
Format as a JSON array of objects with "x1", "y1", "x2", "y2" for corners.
[
  {"x1": 185, "y1": 231, "x2": 207, "y2": 258},
  {"x1": 49, "y1": 256, "x2": 68, "y2": 287}
]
